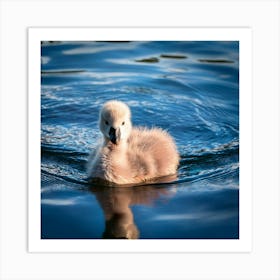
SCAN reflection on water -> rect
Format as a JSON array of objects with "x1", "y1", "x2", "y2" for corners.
[
  {"x1": 90, "y1": 183, "x2": 176, "y2": 239},
  {"x1": 41, "y1": 41, "x2": 239, "y2": 239},
  {"x1": 41, "y1": 176, "x2": 239, "y2": 239}
]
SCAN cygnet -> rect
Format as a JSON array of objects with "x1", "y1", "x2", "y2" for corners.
[{"x1": 87, "y1": 100, "x2": 179, "y2": 185}]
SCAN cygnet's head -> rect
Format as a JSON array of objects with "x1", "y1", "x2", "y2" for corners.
[{"x1": 99, "y1": 100, "x2": 132, "y2": 145}]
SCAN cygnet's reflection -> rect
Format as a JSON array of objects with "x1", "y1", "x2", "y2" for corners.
[{"x1": 89, "y1": 176, "x2": 177, "y2": 239}]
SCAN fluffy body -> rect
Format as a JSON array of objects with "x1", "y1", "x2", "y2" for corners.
[{"x1": 87, "y1": 101, "x2": 179, "y2": 185}]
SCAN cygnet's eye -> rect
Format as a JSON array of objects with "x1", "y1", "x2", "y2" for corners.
[
  {"x1": 105, "y1": 120, "x2": 109, "y2": 125},
  {"x1": 122, "y1": 121, "x2": 125, "y2": 126}
]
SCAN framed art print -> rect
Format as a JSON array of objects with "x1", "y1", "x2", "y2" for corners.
[{"x1": 28, "y1": 27, "x2": 252, "y2": 253}]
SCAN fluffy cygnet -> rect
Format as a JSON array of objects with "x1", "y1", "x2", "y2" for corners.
[{"x1": 87, "y1": 100, "x2": 179, "y2": 185}]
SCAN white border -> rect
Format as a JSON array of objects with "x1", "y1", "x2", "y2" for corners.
[{"x1": 28, "y1": 27, "x2": 252, "y2": 253}]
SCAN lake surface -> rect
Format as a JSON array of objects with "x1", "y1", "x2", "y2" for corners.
[{"x1": 41, "y1": 41, "x2": 239, "y2": 239}]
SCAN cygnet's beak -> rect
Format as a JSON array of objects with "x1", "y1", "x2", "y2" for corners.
[{"x1": 109, "y1": 127, "x2": 121, "y2": 144}]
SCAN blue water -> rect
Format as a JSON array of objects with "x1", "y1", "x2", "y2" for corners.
[{"x1": 41, "y1": 41, "x2": 239, "y2": 239}]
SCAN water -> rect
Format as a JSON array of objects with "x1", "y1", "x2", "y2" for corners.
[{"x1": 41, "y1": 41, "x2": 239, "y2": 239}]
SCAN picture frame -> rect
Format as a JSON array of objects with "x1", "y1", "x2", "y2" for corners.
[{"x1": 29, "y1": 27, "x2": 252, "y2": 253}]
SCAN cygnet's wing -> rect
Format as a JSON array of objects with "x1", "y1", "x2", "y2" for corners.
[{"x1": 127, "y1": 127, "x2": 179, "y2": 178}]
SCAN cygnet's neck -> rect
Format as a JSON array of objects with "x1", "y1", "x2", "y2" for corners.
[{"x1": 103, "y1": 137, "x2": 128, "y2": 151}]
